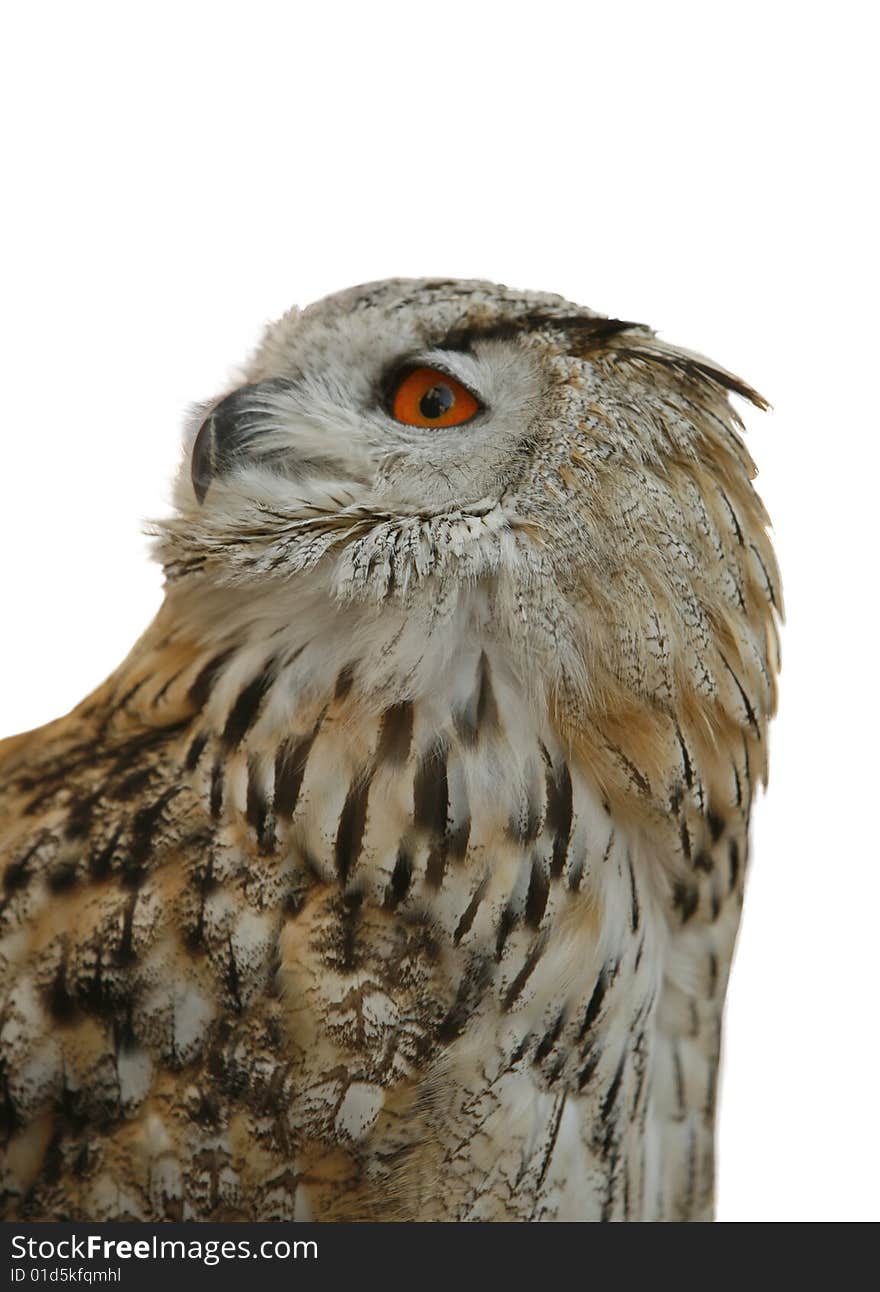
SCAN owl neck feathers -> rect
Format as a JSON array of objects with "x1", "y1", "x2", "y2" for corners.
[{"x1": 95, "y1": 538, "x2": 768, "y2": 885}]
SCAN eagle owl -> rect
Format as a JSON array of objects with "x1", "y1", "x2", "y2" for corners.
[{"x1": 0, "y1": 279, "x2": 780, "y2": 1222}]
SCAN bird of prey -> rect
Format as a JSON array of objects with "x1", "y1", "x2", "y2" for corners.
[{"x1": 0, "y1": 279, "x2": 780, "y2": 1220}]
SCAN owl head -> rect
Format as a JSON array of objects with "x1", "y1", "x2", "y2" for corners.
[{"x1": 157, "y1": 278, "x2": 780, "y2": 852}]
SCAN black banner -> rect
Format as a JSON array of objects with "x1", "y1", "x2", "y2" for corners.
[
  {"x1": 0, "y1": 1218, "x2": 684, "y2": 1286},
  {"x1": 0, "y1": 1217, "x2": 854, "y2": 1286}
]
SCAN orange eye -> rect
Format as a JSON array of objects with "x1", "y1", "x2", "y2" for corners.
[{"x1": 390, "y1": 366, "x2": 481, "y2": 428}]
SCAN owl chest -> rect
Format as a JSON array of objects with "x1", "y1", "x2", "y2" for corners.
[{"x1": 262, "y1": 687, "x2": 664, "y2": 1216}]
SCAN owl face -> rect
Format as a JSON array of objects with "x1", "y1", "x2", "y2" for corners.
[
  {"x1": 175, "y1": 279, "x2": 717, "y2": 603},
  {"x1": 185, "y1": 279, "x2": 578, "y2": 522},
  {"x1": 160, "y1": 278, "x2": 777, "y2": 826}
]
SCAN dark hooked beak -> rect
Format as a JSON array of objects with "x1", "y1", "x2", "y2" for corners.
[{"x1": 191, "y1": 379, "x2": 294, "y2": 503}]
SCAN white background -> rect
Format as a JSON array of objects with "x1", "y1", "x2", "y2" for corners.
[{"x1": 1, "y1": 2, "x2": 877, "y2": 1221}]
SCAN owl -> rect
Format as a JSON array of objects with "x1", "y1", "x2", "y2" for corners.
[{"x1": 0, "y1": 279, "x2": 780, "y2": 1222}]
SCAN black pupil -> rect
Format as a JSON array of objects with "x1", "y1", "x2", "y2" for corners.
[{"x1": 419, "y1": 383, "x2": 455, "y2": 419}]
